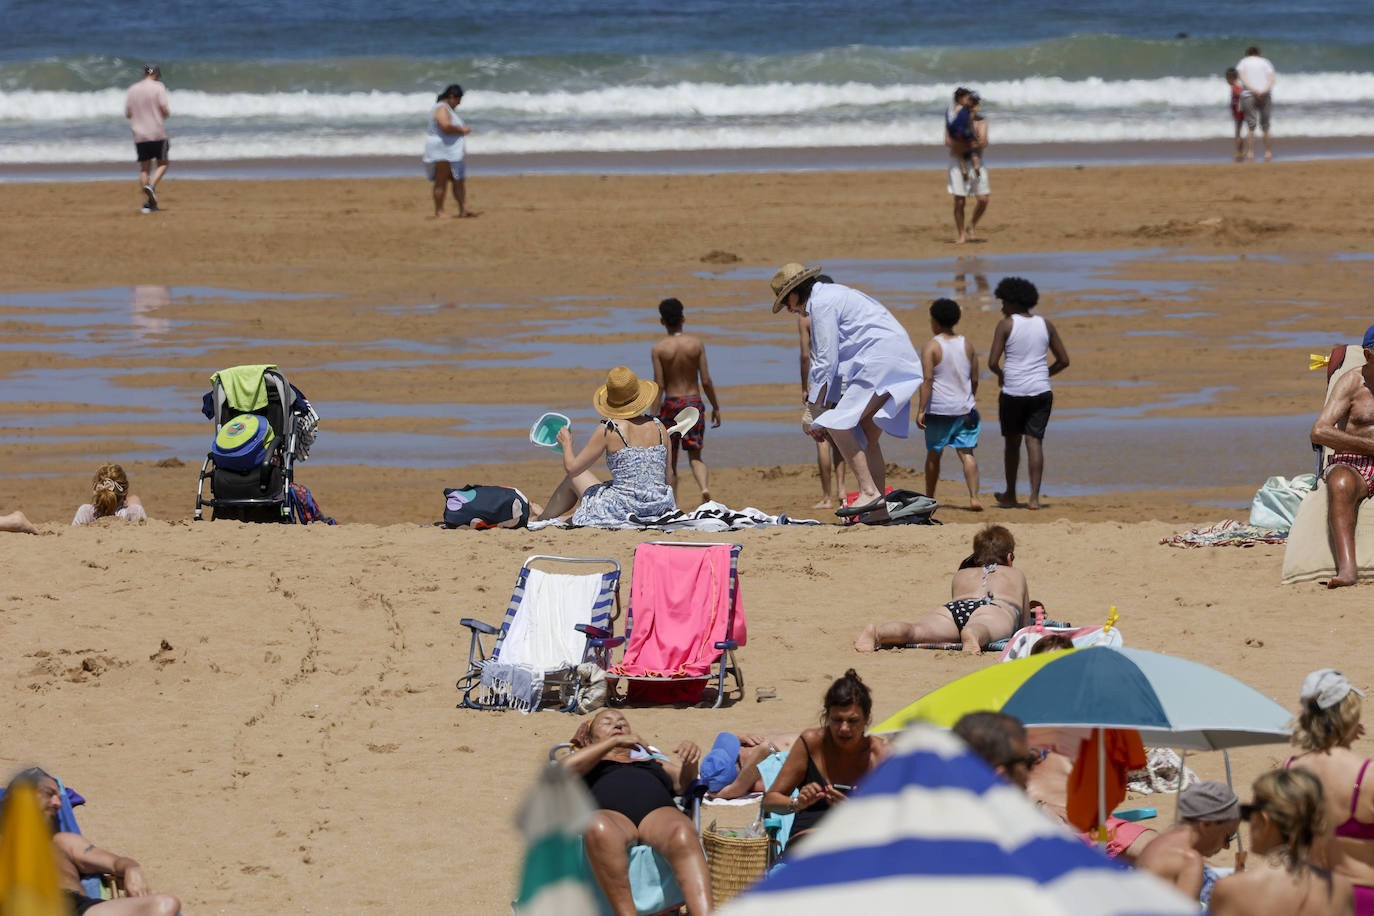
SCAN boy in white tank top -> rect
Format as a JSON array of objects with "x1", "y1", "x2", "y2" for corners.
[
  {"x1": 988, "y1": 277, "x2": 1071, "y2": 510},
  {"x1": 917, "y1": 298, "x2": 982, "y2": 510}
]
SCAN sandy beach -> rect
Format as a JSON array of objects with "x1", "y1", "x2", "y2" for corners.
[{"x1": 3, "y1": 158, "x2": 1374, "y2": 912}]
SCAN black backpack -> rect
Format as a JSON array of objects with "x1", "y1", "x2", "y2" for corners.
[{"x1": 441, "y1": 485, "x2": 531, "y2": 529}]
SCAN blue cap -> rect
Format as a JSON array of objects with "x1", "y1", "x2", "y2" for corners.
[
  {"x1": 1363, "y1": 323, "x2": 1374, "y2": 351},
  {"x1": 699, "y1": 733, "x2": 742, "y2": 793}
]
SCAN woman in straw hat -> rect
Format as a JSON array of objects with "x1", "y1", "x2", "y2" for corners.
[
  {"x1": 771, "y1": 263, "x2": 923, "y2": 521},
  {"x1": 534, "y1": 366, "x2": 677, "y2": 525}
]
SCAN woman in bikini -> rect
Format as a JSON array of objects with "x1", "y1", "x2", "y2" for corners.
[
  {"x1": 763, "y1": 669, "x2": 888, "y2": 853},
  {"x1": 534, "y1": 366, "x2": 677, "y2": 526},
  {"x1": 855, "y1": 524, "x2": 1030, "y2": 654},
  {"x1": 1210, "y1": 768, "x2": 1354, "y2": 916},
  {"x1": 1285, "y1": 669, "x2": 1374, "y2": 916},
  {"x1": 561, "y1": 709, "x2": 710, "y2": 916}
]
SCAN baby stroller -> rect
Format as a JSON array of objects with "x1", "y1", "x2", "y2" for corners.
[{"x1": 194, "y1": 364, "x2": 319, "y2": 522}]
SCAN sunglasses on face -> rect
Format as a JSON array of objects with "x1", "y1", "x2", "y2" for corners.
[
  {"x1": 1240, "y1": 802, "x2": 1264, "y2": 820},
  {"x1": 1003, "y1": 748, "x2": 1048, "y2": 771}
]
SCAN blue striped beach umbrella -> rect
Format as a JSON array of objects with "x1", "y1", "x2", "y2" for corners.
[{"x1": 719, "y1": 724, "x2": 1197, "y2": 916}]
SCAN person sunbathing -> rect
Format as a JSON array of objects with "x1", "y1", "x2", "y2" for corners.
[
  {"x1": 698, "y1": 732, "x2": 798, "y2": 800},
  {"x1": 560, "y1": 710, "x2": 711, "y2": 916},
  {"x1": 1210, "y1": 768, "x2": 1354, "y2": 916},
  {"x1": 1135, "y1": 780, "x2": 1242, "y2": 900},
  {"x1": 72, "y1": 464, "x2": 147, "y2": 525},
  {"x1": 5, "y1": 767, "x2": 181, "y2": 916},
  {"x1": 535, "y1": 366, "x2": 677, "y2": 526},
  {"x1": 854, "y1": 523, "x2": 1030, "y2": 654},
  {"x1": 1, "y1": 509, "x2": 39, "y2": 533},
  {"x1": 762, "y1": 670, "x2": 888, "y2": 853}
]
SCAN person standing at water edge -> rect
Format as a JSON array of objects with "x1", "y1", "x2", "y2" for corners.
[
  {"x1": 1309, "y1": 323, "x2": 1374, "y2": 588},
  {"x1": 771, "y1": 263, "x2": 923, "y2": 523},
  {"x1": 424, "y1": 84, "x2": 477, "y2": 218},
  {"x1": 917, "y1": 297, "x2": 982, "y2": 510},
  {"x1": 1236, "y1": 46, "x2": 1276, "y2": 162},
  {"x1": 125, "y1": 64, "x2": 169, "y2": 213},
  {"x1": 1225, "y1": 68, "x2": 1245, "y2": 162},
  {"x1": 651, "y1": 297, "x2": 720, "y2": 505},
  {"x1": 988, "y1": 276, "x2": 1069, "y2": 510},
  {"x1": 946, "y1": 90, "x2": 989, "y2": 244}
]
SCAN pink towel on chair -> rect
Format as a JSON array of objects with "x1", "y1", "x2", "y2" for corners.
[{"x1": 611, "y1": 543, "x2": 744, "y2": 679}]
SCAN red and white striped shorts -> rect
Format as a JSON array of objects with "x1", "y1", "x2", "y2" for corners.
[{"x1": 1326, "y1": 453, "x2": 1374, "y2": 498}]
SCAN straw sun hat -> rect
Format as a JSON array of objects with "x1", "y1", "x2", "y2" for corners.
[
  {"x1": 770, "y1": 262, "x2": 822, "y2": 313},
  {"x1": 592, "y1": 366, "x2": 659, "y2": 419}
]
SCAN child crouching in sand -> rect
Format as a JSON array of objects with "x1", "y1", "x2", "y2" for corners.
[{"x1": 855, "y1": 524, "x2": 1030, "y2": 654}]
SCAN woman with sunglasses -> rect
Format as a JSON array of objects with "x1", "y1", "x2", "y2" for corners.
[
  {"x1": 1284, "y1": 669, "x2": 1374, "y2": 915},
  {"x1": 1209, "y1": 769, "x2": 1353, "y2": 916}
]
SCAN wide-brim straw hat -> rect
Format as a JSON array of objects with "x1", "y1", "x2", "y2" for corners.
[
  {"x1": 770, "y1": 262, "x2": 822, "y2": 313},
  {"x1": 592, "y1": 366, "x2": 659, "y2": 419}
]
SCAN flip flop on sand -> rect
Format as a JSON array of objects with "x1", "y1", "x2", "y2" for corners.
[{"x1": 835, "y1": 496, "x2": 885, "y2": 518}]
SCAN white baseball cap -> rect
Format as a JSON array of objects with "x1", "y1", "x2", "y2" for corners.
[{"x1": 1300, "y1": 669, "x2": 1365, "y2": 710}]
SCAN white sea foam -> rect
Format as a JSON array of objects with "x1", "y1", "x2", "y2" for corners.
[
  {"x1": 2, "y1": 72, "x2": 1374, "y2": 124},
  {"x1": 4, "y1": 114, "x2": 1374, "y2": 164}
]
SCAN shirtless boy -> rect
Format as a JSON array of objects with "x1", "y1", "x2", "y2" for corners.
[
  {"x1": 6, "y1": 767, "x2": 181, "y2": 915},
  {"x1": 651, "y1": 297, "x2": 721, "y2": 504},
  {"x1": 855, "y1": 524, "x2": 1030, "y2": 654},
  {"x1": 1310, "y1": 324, "x2": 1374, "y2": 588}
]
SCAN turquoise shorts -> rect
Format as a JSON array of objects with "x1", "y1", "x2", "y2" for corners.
[{"x1": 924, "y1": 409, "x2": 980, "y2": 452}]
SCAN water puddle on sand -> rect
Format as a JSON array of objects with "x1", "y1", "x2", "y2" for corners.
[{"x1": 0, "y1": 251, "x2": 1349, "y2": 492}]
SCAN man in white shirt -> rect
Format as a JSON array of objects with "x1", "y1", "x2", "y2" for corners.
[
  {"x1": 1235, "y1": 47, "x2": 1275, "y2": 162},
  {"x1": 125, "y1": 64, "x2": 170, "y2": 212}
]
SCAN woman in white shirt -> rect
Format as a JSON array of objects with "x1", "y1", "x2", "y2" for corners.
[
  {"x1": 423, "y1": 84, "x2": 477, "y2": 218},
  {"x1": 771, "y1": 263, "x2": 923, "y2": 522}
]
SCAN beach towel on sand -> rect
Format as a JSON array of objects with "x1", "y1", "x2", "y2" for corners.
[
  {"x1": 527, "y1": 500, "x2": 817, "y2": 531},
  {"x1": 610, "y1": 544, "x2": 744, "y2": 701},
  {"x1": 1281, "y1": 482, "x2": 1374, "y2": 584},
  {"x1": 480, "y1": 568, "x2": 602, "y2": 712},
  {"x1": 1160, "y1": 519, "x2": 1287, "y2": 548}
]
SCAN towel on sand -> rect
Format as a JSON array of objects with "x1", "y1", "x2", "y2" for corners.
[
  {"x1": 1160, "y1": 519, "x2": 1287, "y2": 548},
  {"x1": 528, "y1": 500, "x2": 817, "y2": 531}
]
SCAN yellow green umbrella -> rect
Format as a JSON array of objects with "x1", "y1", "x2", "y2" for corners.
[
  {"x1": 872, "y1": 649, "x2": 1071, "y2": 733},
  {"x1": 0, "y1": 781, "x2": 65, "y2": 916}
]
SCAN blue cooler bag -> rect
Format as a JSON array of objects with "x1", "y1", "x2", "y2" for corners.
[{"x1": 213, "y1": 414, "x2": 275, "y2": 470}]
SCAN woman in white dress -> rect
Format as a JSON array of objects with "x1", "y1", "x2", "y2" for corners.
[
  {"x1": 771, "y1": 262, "x2": 923, "y2": 522},
  {"x1": 423, "y1": 84, "x2": 477, "y2": 218}
]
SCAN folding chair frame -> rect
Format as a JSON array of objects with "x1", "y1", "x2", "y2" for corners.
[
  {"x1": 601, "y1": 541, "x2": 744, "y2": 710},
  {"x1": 457, "y1": 556, "x2": 622, "y2": 712}
]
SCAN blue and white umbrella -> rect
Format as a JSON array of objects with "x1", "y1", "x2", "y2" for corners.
[{"x1": 720, "y1": 724, "x2": 1197, "y2": 916}]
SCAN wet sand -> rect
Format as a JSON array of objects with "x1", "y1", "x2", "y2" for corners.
[{"x1": 3, "y1": 159, "x2": 1373, "y2": 912}]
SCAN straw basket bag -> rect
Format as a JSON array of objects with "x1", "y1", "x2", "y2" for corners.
[{"x1": 703, "y1": 825, "x2": 770, "y2": 904}]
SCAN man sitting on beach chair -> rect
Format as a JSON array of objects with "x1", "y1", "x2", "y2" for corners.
[
  {"x1": 7, "y1": 767, "x2": 181, "y2": 916},
  {"x1": 1310, "y1": 323, "x2": 1374, "y2": 588}
]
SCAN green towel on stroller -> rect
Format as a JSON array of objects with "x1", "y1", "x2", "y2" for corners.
[{"x1": 212, "y1": 364, "x2": 278, "y2": 412}]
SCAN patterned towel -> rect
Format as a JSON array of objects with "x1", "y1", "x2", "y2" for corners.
[{"x1": 1160, "y1": 519, "x2": 1287, "y2": 548}]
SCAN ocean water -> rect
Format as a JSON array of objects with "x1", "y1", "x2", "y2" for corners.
[{"x1": 2, "y1": 0, "x2": 1372, "y2": 166}]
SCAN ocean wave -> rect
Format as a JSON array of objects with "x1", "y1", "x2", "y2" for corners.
[
  {"x1": 4, "y1": 115, "x2": 1374, "y2": 164},
  {"x1": 3, "y1": 72, "x2": 1374, "y2": 125}
]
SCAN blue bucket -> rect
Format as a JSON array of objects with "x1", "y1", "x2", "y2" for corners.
[{"x1": 529, "y1": 412, "x2": 570, "y2": 451}]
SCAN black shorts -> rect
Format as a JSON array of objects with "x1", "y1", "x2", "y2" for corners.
[
  {"x1": 135, "y1": 139, "x2": 169, "y2": 162},
  {"x1": 67, "y1": 890, "x2": 103, "y2": 915},
  {"x1": 999, "y1": 390, "x2": 1053, "y2": 439}
]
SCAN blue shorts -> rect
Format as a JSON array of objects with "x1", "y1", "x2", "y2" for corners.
[{"x1": 924, "y1": 409, "x2": 980, "y2": 452}]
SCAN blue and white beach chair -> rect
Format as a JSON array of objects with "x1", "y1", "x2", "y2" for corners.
[{"x1": 457, "y1": 556, "x2": 622, "y2": 713}]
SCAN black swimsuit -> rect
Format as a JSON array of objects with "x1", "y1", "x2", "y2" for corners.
[
  {"x1": 943, "y1": 563, "x2": 1020, "y2": 632},
  {"x1": 583, "y1": 758, "x2": 677, "y2": 826},
  {"x1": 789, "y1": 736, "x2": 833, "y2": 836}
]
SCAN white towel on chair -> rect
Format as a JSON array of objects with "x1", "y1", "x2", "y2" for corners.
[{"x1": 481, "y1": 569, "x2": 602, "y2": 712}]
